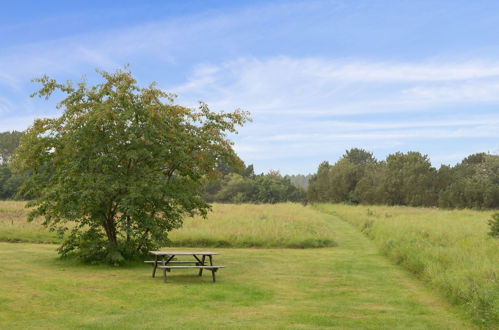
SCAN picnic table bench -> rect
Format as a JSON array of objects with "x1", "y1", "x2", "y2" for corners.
[{"x1": 145, "y1": 251, "x2": 224, "y2": 283}]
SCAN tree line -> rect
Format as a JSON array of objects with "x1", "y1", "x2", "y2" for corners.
[
  {"x1": 0, "y1": 132, "x2": 306, "y2": 204},
  {"x1": 308, "y1": 148, "x2": 499, "y2": 209},
  {"x1": 2, "y1": 131, "x2": 497, "y2": 209},
  {"x1": 201, "y1": 161, "x2": 306, "y2": 204}
]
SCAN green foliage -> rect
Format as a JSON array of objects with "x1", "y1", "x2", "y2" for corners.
[
  {"x1": 488, "y1": 213, "x2": 499, "y2": 238},
  {"x1": 11, "y1": 68, "x2": 249, "y2": 264},
  {"x1": 0, "y1": 165, "x2": 25, "y2": 199},
  {"x1": 307, "y1": 161, "x2": 331, "y2": 202},
  {"x1": 251, "y1": 171, "x2": 305, "y2": 203},
  {"x1": 0, "y1": 131, "x2": 25, "y2": 200},
  {"x1": 203, "y1": 164, "x2": 306, "y2": 204},
  {"x1": 0, "y1": 130, "x2": 23, "y2": 164},
  {"x1": 308, "y1": 149, "x2": 499, "y2": 209},
  {"x1": 439, "y1": 153, "x2": 499, "y2": 209},
  {"x1": 383, "y1": 152, "x2": 436, "y2": 206},
  {"x1": 212, "y1": 173, "x2": 255, "y2": 203}
]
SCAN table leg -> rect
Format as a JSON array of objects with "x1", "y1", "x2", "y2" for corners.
[
  {"x1": 208, "y1": 255, "x2": 213, "y2": 266},
  {"x1": 152, "y1": 255, "x2": 159, "y2": 278},
  {"x1": 198, "y1": 255, "x2": 206, "y2": 276},
  {"x1": 165, "y1": 255, "x2": 175, "y2": 265},
  {"x1": 163, "y1": 268, "x2": 168, "y2": 283},
  {"x1": 211, "y1": 269, "x2": 216, "y2": 282}
]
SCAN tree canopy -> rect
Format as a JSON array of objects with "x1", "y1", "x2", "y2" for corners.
[{"x1": 12, "y1": 68, "x2": 249, "y2": 264}]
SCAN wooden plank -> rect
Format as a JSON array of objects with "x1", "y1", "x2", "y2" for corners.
[
  {"x1": 149, "y1": 251, "x2": 219, "y2": 256},
  {"x1": 157, "y1": 265, "x2": 224, "y2": 269},
  {"x1": 144, "y1": 261, "x2": 198, "y2": 264}
]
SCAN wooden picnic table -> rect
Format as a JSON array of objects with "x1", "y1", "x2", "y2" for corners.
[{"x1": 146, "y1": 251, "x2": 223, "y2": 283}]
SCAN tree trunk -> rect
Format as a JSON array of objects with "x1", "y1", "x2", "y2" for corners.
[{"x1": 102, "y1": 215, "x2": 117, "y2": 245}]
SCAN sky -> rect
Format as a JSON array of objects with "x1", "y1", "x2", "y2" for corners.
[{"x1": 1, "y1": 0, "x2": 498, "y2": 174}]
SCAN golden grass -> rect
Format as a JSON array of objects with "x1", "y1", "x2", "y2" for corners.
[
  {"x1": 0, "y1": 201, "x2": 336, "y2": 248},
  {"x1": 0, "y1": 201, "x2": 58, "y2": 243},
  {"x1": 168, "y1": 203, "x2": 336, "y2": 248}
]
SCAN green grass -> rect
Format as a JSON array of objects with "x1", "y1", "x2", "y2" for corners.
[
  {"x1": 0, "y1": 201, "x2": 485, "y2": 328},
  {"x1": 0, "y1": 202, "x2": 336, "y2": 248},
  {"x1": 0, "y1": 217, "x2": 472, "y2": 329},
  {"x1": 314, "y1": 203, "x2": 499, "y2": 327}
]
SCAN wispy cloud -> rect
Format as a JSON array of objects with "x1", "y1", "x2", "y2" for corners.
[{"x1": 172, "y1": 57, "x2": 499, "y2": 114}]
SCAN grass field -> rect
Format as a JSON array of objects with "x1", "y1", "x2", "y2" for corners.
[
  {"x1": 0, "y1": 202, "x2": 336, "y2": 248},
  {"x1": 0, "y1": 201, "x2": 486, "y2": 328},
  {"x1": 0, "y1": 228, "x2": 471, "y2": 328},
  {"x1": 169, "y1": 203, "x2": 336, "y2": 248},
  {"x1": 314, "y1": 204, "x2": 499, "y2": 327}
]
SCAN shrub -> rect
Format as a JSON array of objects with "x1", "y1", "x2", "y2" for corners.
[{"x1": 488, "y1": 213, "x2": 499, "y2": 238}]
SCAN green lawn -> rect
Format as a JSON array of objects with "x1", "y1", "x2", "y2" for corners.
[{"x1": 0, "y1": 209, "x2": 472, "y2": 329}]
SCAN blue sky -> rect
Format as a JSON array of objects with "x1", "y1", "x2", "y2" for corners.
[{"x1": 1, "y1": 0, "x2": 498, "y2": 174}]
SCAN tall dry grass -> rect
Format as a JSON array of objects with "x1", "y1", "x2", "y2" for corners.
[
  {"x1": 168, "y1": 203, "x2": 336, "y2": 248},
  {"x1": 315, "y1": 203, "x2": 498, "y2": 327},
  {"x1": 0, "y1": 201, "x2": 59, "y2": 243},
  {"x1": 0, "y1": 201, "x2": 336, "y2": 248}
]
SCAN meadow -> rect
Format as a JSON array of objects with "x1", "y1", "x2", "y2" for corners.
[
  {"x1": 0, "y1": 201, "x2": 59, "y2": 244},
  {"x1": 169, "y1": 203, "x2": 336, "y2": 248},
  {"x1": 0, "y1": 202, "x2": 336, "y2": 248},
  {"x1": 0, "y1": 201, "x2": 487, "y2": 329},
  {"x1": 314, "y1": 204, "x2": 498, "y2": 327}
]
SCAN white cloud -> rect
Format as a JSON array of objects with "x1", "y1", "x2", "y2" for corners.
[{"x1": 171, "y1": 57, "x2": 499, "y2": 118}]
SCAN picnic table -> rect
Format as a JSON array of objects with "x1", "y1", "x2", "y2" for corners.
[{"x1": 145, "y1": 251, "x2": 224, "y2": 283}]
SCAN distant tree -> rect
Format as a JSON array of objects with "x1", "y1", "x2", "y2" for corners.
[
  {"x1": 251, "y1": 171, "x2": 305, "y2": 203},
  {"x1": 0, "y1": 131, "x2": 23, "y2": 164},
  {"x1": 307, "y1": 161, "x2": 331, "y2": 202},
  {"x1": 352, "y1": 161, "x2": 387, "y2": 204},
  {"x1": 0, "y1": 131, "x2": 25, "y2": 199},
  {"x1": 328, "y1": 149, "x2": 377, "y2": 203},
  {"x1": 439, "y1": 153, "x2": 499, "y2": 208},
  {"x1": 12, "y1": 68, "x2": 249, "y2": 264},
  {"x1": 383, "y1": 152, "x2": 436, "y2": 206},
  {"x1": 213, "y1": 173, "x2": 255, "y2": 203},
  {"x1": 327, "y1": 158, "x2": 359, "y2": 202},
  {"x1": 344, "y1": 148, "x2": 375, "y2": 165},
  {"x1": 307, "y1": 149, "x2": 376, "y2": 203},
  {"x1": 307, "y1": 149, "x2": 497, "y2": 209},
  {"x1": 0, "y1": 165, "x2": 25, "y2": 199}
]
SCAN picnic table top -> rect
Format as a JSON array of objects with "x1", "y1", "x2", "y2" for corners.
[{"x1": 149, "y1": 251, "x2": 219, "y2": 256}]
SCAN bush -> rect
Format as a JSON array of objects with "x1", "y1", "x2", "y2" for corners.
[{"x1": 488, "y1": 213, "x2": 499, "y2": 238}]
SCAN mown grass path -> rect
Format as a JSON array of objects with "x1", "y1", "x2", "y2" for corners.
[{"x1": 0, "y1": 210, "x2": 473, "y2": 329}]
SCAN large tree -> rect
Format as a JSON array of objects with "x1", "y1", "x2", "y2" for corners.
[{"x1": 12, "y1": 69, "x2": 249, "y2": 264}]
